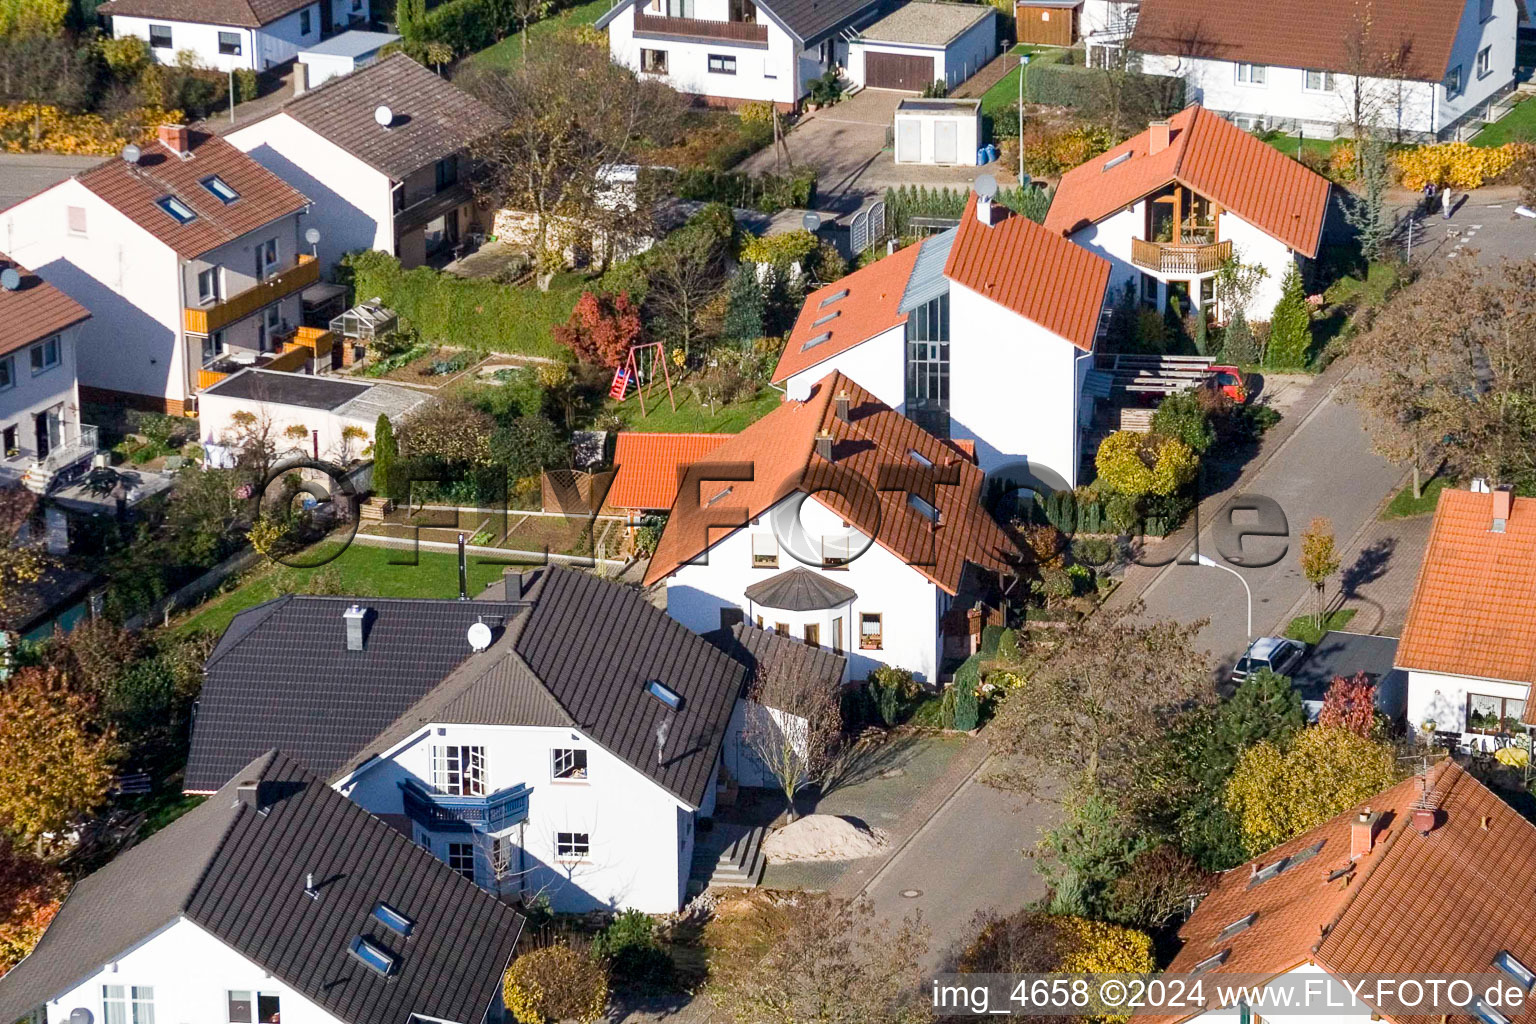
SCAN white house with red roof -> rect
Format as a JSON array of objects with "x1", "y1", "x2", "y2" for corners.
[
  {"x1": 1044, "y1": 104, "x2": 1334, "y2": 323},
  {"x1": 101, "y1": 0, "x2": 371, "y2": 73},
  {"x1": 773, "y1": 191, "x2": 1112, "y2": 492},
  {"x1": 642, "y1": 371, "x2": 1020, "y2": 683}
]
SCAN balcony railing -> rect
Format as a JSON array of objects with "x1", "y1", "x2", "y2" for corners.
[
  {"x1": 633, "y1": 11, "x2": 768, "y2": 44},
  {"x1": 38, "y1": 424, "x2": 98, "y2": 474},
  {"x1": 400, "y1": 777, "x2": 530, "y2": 834},
  {"x1": 183, "y1": 253, "x2": 320, "y2": 336},
  {"x1": 1131, "y1": 238, "x2": 1232, "y2": 275}
]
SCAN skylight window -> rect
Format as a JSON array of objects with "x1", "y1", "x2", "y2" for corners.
[
  {"x1": 1103, "y1": 151, "x2": 1132, "y2": 171},
  {"x1": 706, "y1": 485, "x2": 733, "y2": 506},
  {"x1": 907, "y1": 448, "x2": 933, "y2": 468},
  {"x1": 819, "y1": 289, "x2": 849, "y2": 308},
  {"x1": 372, "y1": 902, "x2": 413, "y2": 937},
  {"x1": 645, "y1": 679, "x2": 683, "y2": 712},
  {"x1": 156, "y1": 195, "x2": 197, "y2": 224},
  {"x1": 800, "y1": 331, "x2": 832, "y2": 352},
  {"x1": 812, "y1": 310, "x2": 840, "y2": 327},
  {"x1": 1190, "y1": 950, "x2": 1228, "y2": 976},
  {"x1": 1217, "y1": 913, "x2": 1256, "y2": 941},
  {"x1": 1248, "y1": 859, "x2": 1285, "y2": 887},
  {"x1": 1474, "y1": 999, "x2": 1512, "y2": 1024},
  {"x1": 1286, "y1": 840, "x2": 1323, "y2": 870},
  {"x1": 348, "y1": 936, "x2": 396, "y2": 976},
  {"x1": 200, "y1": 175, "x2": 239, "y2": 204},
  {"x1": 908, "y1": 493, "x2": 939, "y2": 522},
  {"x1": 1496, "y1": 952, "x2": 1535, "y2": 992}
]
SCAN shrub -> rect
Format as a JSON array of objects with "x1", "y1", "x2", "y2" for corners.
[
  {"x1": 884, "y1": 183, "x2": 1052, "y2": 234},
  {"x1": 592, "y1": 909, "x2": 674, "y2": 989},
  {"x1": 1267, "y1": 264, "x2": 1311, "y2": 368},
  {"x1": 1150, "y1": 390, "x2": 1215, "y2": 455},
  {"x1": 1019, "y1": 121, "x2": 1116, "y2": 177},
  {"x1": 740, "y1": 229, "x2": 819, "y2": 268},
  {"x1": 1318, "y1": 672, "x2": 1377, "y2": 737},
  {"x1": 664, "y1": 167, "x2": 816, "y2": 213},
  {"x1": 952, "y1": 655, "x2": 982, "y2": 731},
  {"x1": 960, "y1": 909, "x2": 1155, "y2": 1002},
  {"x1": 553, "y1": 291, "x2": 642, "y2": 369},
  {"x1": 1105, "y1": 845, "x2": 1210, "y2": 930},
  {"x1": 1071, "y1": 536, "x2": 1112, "y2": 566},
  {"x1": 503, "y1": 944, "x2": 608, "y2": 1024},
  {"x1": 405, "y1": 0, "x2": 515, "y2": 54},
  {"x1": 1024, "y1": 53, "x2": 1184, "y2": 124},
  {"x1": 1038, "y1": 489, "x2": 1077, "y2": 533},
  {"x1": 1104, "y1": 491, "x2": 1140, "y2": 534},
  {"x1": 867, "y1": 665, "x2": 916, "y2": 727},
  {"x1": 739, "y1": 101, "x2": 775, "y2": 127},
  {"x1": 0, "y1": 103, "x2": 183, "y2": 155},
  {"x1": 1222, "y1": 310, "x2": 1260, "y2": 365},
  {"x1": 1393, "y1": 141, "x2": 1520, "y2": 190},
  {"x1": 1095, "y1": 431, "x2": 1155, "y2": 497}
]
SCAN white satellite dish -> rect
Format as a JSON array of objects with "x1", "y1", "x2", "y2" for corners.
[
  {"x1": 467, "y1": 620, "x2": 493, "y2": 652},
  {"x1": 0, "y1": 268, "x2": 19, "y2": 292},
  {"x1": 305, "y1": 227, "x2": 321, "y2": 245},
  {"x1": 801, "y1": 211, "x2": 821, "y2": 232},
  {"x1": 373, "y1": 105, "x2": 394, "y2": 128},
  {"x1": 974, "y1": 173, "x2": 998, "y2": 200},
  {"x1": 121, "y1": 143, "x2": 141, "y2": 165},
  {"x1": 69, "y1": 1009, "x2": 94, "y2": 1024}
]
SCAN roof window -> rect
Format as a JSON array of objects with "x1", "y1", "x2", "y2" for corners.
[
  {"x1": 812, "y1": 310, "x2": 840, "y2": 327},
  {"x1": 800, "y1": 331, "x2": 832, "y2": 352},
  {"x1": 1474, "y1": 999, "x2": 1512, "y2": 1024},
  {"x1": 706, "y1": 485, "x2": 733, "y2": 506},
  {"x1": 1217, "y1": 913, "x2": 1256, "y2": 942},
  {"x1": 348, "y1": 936, "x2": 396, "y2": 976},
  {"x1": 1496, "y1": 952, "x2": 1535, "y2": 992},
  {"x1": 1103, "y1": 151, "x2": 1132, "y2": 171},
  {"x1": 156, "y1": 195, "x2": 197, "y2": 224},
  {"x1": 1190, "y1": 950, "x2": 1228, "y2": 976},
  {"x1": 908, "y1": 493, "x2": 939, "y2": 522},
  {"x1": 201, "y1": 175, "x2": 239, "y2": 204},
  {"x1": 818, "y1": 289, "x2": 849, "y2": 307},
  {"x1": 907, "y1": 448, "x2": 933, "y2": 468},
  {"x1": 645, "y1": 678, "x2": 684, "y2": 712},
  {"x1": 372, "y1": 901, "x2": 413, "y2": 937},
  {"x1": 1286, "y1": 840, "x2": 1324, "y2": 870}
]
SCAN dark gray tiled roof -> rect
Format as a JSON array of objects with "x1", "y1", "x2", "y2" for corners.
[
  {"x1": 187, "y1": 596, "x2": 522, "y2": 792},
  {"x1": 98, "y1": 0, "x2": 311, "y2": 29},
  {"x1": 0, "y1": 751, "x2": 523, "y2": 1024},
  {"x1": 743, "y1": 565, "x2": 857, "y2": 611},
  {"x1": 703, "y1": 622, "x2": 846, "y2": 690},
  {"x1": 276, "y1": 54, "x2": 506, "y2": 180},
  {"x1": 764, "y1": 0, "x2": 887, "y2": 44}
]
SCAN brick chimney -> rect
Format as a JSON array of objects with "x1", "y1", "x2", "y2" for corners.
[
  {"x1": 835, "y1": 390, "x2": 850, "y2": 423},
  {"x1": 157, "y1": 123, "x2": 191, "y2": 156},
  {"x1": 1350, "y1": 808, "x2": 1380, "y2": 859},
  {"x1": 814, "y1": 430, "x2": 834, "y2": 462},
  {"x1": 1148, "y1": 119, "x2": 1171, "y2": 156},
  {"x1": 1492, "y1": 486, "x2": 1513, "y2": 533}
]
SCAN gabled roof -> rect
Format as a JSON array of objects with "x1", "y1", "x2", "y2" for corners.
[
  {"x1": 98, "y1": 0, "x2": 313, "y2": 28},
  {"x1": 0, "y1": 252, "x2": 89, "y2": 356},
  {"x1": 1044, "y1": 104, "x2": 1333, "y2": 258},
  {"x1": 643, "y1": 371, "x2": 1020, "y2": 594},
  {"x1": 265, "y1": 54, "x2": 506, "y2": 181},
  {"x1": 945, "y1": 193, "x2": 1112, "y2": 351},
  {"x1": 1157, "y1": 760, "x2": 1536, "y2": 1024},
  {"x1": 186, "y1": 596, "x2": 524, "y2": 792},
  {"x1": 703, "y1": 621, "x2": 847, "y2": 690},
  {"x1": 74, "y1": 129, "x2": 308, "y2": 259},
  {"x1": 744, "y1": 565, "x2": 858, "y2": 611},
  {"x1": 0, "y1": 751, "x2": 523, "y2": 1024},
  {"x1": 1128, "y1": 0, "x2": 1468, "y2": 82},
  {"x1": 595, "y1": 0, "x2": 882, "y2": 44},
  {"x1": 1396, "y1": 488, "x2": 1536, "y2": 686},
  {"x1": 609, "y1": 432, "x2": 735, "y2": 510},
  {"x1": 773, "y1": 240, "x2": 923, "y2": 383}
]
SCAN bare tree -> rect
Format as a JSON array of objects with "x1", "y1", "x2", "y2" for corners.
[
  {"x1": 646, "y1": 224, "x2": 728, "y2": 359},
  {"x1": 743, "y1": 658, "x2": 843, "y2": 821}
]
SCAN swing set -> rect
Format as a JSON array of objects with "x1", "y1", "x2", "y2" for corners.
[{"x1": 609, "y1": 341, "x2": 676, "y2": 416}]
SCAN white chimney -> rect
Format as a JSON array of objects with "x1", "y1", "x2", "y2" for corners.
[
  {"x1": 343, "y1": 604, "x2": 367, "y2": 651},
  {"x1": 976, "y1": 195, "x2": 994, "y2": 226},
  {"x1": 294, "y1": 60, "x2": 309, "y2": 96}
]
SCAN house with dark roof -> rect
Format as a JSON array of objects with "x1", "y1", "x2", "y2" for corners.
[
  {"x1": 596, "y1": 0, "x2": 889, "y2": 108},
  {"x1": 0, "y1": 125, "x2": 312, "y2": 416},
  {"x1": 1149, "y1": 758, "x2": 1536, "y2": 1024},
  {"x1": 228, "y1": 54, "x2": 507, "y2": 272},
  {"x1": 0, "y1": 750, "x2": 523, "y2": 1024},
  {"x1": 1129, "y1": 0, "x2": 1517, "y2": 140},
  {"x1": 1397, "y1": 486, "x2": 1536, "y2": 745},
  {"x1": 1044, "y1": 104, "x2": 1333, "y2": 321},
  {"x1": 772, "y1": 189, "x2": 1112, "y2": 488},
  {"x1": 644, "y1": 370, "x2": 1021, "y2": 683},
  {"x1": 188, "y1": 567, "x2": 756, "y2": 913},
  {"x1": 99, "y1": 0, "x2": 369, "y2": 73}
]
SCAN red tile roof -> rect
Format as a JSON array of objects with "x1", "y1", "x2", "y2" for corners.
[
  {"x1": 1157, "y1": 760, "x2": 1536, "y2": 1024},
  {"x1": 1130, "y1": 0, "x2": 1465, "y2": 82},
  {"x1": 1044, "y1": 105, "x2": 1333, "y2": 258},
  {"x1": 1397, "y1": 488, "x2": 1536, "y2": 687},
  {"x1": 608, "y1": 432, "x2": 734, "y2": 510},
  {"x1": 0, "y1": 252, "x2": 89, "y2": 357},
  {"x1": 75, "y1": 128, "x2": 309, "y2": 260},
  {"x1": 943, "y1": 193, "x2": 1111, "y2": 352},
  {"x1": 642, "y1": 371, "x2": 1018, "y2": 593},
  {"x1": 98, "y1": 0, "x2": 312, "y2": 28},
  {"x1": 772, "y1": 240, "x2": 922, "y2": 383}
]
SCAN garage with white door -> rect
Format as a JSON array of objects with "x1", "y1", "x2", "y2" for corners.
[
  {"x1": 893, "y1": 97, "x2": 982, "y2": 164},
  {"x1": 847, "y1": 1, "x2": 998, "y2": 92}
]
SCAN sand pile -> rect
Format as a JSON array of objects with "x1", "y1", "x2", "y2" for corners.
[{"x1": 762, "y1": 814, "x2": 890, "y2": 863}]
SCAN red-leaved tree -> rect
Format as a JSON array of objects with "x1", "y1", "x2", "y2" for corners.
[
  {"x1": 0, "y1": 834, "x2": 64, "y2": 977},
  {"x1": 1318, "y1": 672, "x2": 1377, "y2": 737},
  {"x1": 553, "y1": 291, "x2": 641, "y2": 369}
]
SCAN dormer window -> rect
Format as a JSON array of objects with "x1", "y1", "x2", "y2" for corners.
[
  {"x1": 201, "y1": 175, "x2": 239, "y2": 204},
  {"x1": 156, "y1": 196, "x2": 196, "y2": 224}
]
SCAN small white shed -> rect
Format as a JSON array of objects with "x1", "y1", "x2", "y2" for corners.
[
  {"x1": 893, "y1": 97, "x2": 983, "y2": 165},
  {"x1": 297, "y1": 30, "x2": 401, "y2": 89},
  {"x1": 848, "y1": 2, "x2": 999, "y2": 92}
]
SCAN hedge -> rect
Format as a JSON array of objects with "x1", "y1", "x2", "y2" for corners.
[
  {"x1": 1023, "y1": 51, "x2": 1184, "y2": 121},
  {"x1": 883, "y1": 183, "x2": 1053, "y2": 235},
  {"x1": 411, "y1": 0, "x2": 507, "y2": 54},
  {"x1": 342, "y1": 250, "x2": 579, "y2": 358},
  {"x1": 658, "y1": 167, "x2": 817, "y2": 213},
  {"x1": 952, "y1": 652, "x2": 983, "y2": 731}
]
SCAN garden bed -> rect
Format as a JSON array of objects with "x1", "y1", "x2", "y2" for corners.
[{"x1": 361, "y1": 346, "x2": 487, "y2": 385}]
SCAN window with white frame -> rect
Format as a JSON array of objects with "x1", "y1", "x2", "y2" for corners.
[
  {"x1": 859, "y1": 612, "x2": 882, "y2": 650},
  {"x1": 66, "y1": 206, "x2": 86, "y2": 236},
  {"x1": 103, "y1": 986, "x2": 155, "y2": 1024},
  {"x1": 447, "y1": 841, "x2": 475, "y2": 880},
  {"x1": 708, "y1": 53, "x2": 737, "y2": 74},
  {"x1": 148, "y1": 24, "x2": 172, "y2": 48},
  {"x1": 218, "y1": 31, "x2": 242, "y2": 55},
  {"x1": 30, "y1": 336, "x2": 59, "y2": 374},
  {"x1": 1235, "y1": 62, "x2": 1266, "y2": 84},
  {"x1": 1304, "y1": 69, "x2": 1335, "y2": 91},
  {"x1": 556, "y1": 831, "x2": 590, "y2": 860},
  {"x1": 433, "y1": 745, "x2": 486, "y2": 795},
  {"x1": 197, "y1": 267, "x2": 220, "y2": 304},
  {"x1": 227, "y1": 991, "x2": 281, "y2": 1024},
  {"x1": 1477, "y1": 45, "x2": 1492, "y2": 78},
  {"x1": 491, "y1": 834, "x2": 514, "y2": 877},
  {"x1": 1446, "y1": 64, "x2": 1463, "y2": 95},
  {"x1": 552, "y1": 747, "x2": 588, "y2": 780},
  {"x1": 640, "y1": 49, "x2": 668, "y2": 74},
  {"x1": 751, "y1": 533, "x2": 778, "y2": 567}
]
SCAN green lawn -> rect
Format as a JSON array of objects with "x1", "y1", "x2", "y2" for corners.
[
  {"x1": 1258, "y1": 132, "x2": 1337, "y2": 163},
  {"x1": 173, "y1": 540, "x2": 517, "y2": 636},
  {"x1": 1382, "y1": 474, "x2": 1452, "y2": 520},
  {"x1": 1324, "y1": 259, "x2": 1401, "y2": 309},
  {"x1": 1472, "y1": 96, "x2": 1536, "y2": 147},
  {"x1": 1284, "y1": 608, "x2": 1358, "y2": 645},
  {"x1": 608, "y1": 383, "x2": 781, "y2": 433},
  {"x1": 979, "y1": 45, "x2": 1065, "y2": 117},
  {"x1": 466, "y1": 0, "x2": 612, "y2": 69}
]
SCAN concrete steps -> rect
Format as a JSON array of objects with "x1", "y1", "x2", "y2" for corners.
[{"x1": 697, "y1": 825, "x2": 767, "y2": 889}]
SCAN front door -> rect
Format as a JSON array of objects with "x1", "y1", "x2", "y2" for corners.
[
  {"x1": 896, "y1": 119, "x2": 921, "y2": 162},
  {"x1": 34, "y1": 407, "x2": 60, "y2": 459},
  {"x1": 934, "y1": 119, "x2": 958, "y2": 164}
]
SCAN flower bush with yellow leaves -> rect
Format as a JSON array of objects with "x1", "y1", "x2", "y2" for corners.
[
  {"x1": 0, "y1": 104, "x2": 183, "y2": 155},
  {"x1": 1393, "y1": 141, "x2": 1522, "y2": 190}
]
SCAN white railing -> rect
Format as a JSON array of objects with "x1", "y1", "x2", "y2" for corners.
[{"x1": 37, "y1": 424, "x2": 99, "y2": 474}]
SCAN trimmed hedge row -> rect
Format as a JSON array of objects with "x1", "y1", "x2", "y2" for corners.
[
  {"x1": 410, "y1": 0, "x2": 507, "y2": 54},
  {"x1": 342, "y1": 250, "x2": 579, "y2": 358},
  {"x1": 883, "y1": 183, "x2": 1052, "y2": 235},
  {"x1": 654, "y1": 167, "x2": 817, "y2": 214},
  {"x1": 1027, "y1": 59, "x2": 1184, "y2": 120}
]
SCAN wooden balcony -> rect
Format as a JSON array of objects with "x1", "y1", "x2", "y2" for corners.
[
  {"x1": 1131, "y1": 238, "x2": 1231, "y2": 275},
  {"x1": 183, "y1": 253, "x2": 320, "y2": 336},
  {"x1": 633, "y1": 11, "x2": 768, "y2": 45}
]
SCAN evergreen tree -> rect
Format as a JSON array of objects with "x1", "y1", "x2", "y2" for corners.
[
  {"x1": 1342, "y1": 140, "x2": 1393, "y2": 265},
  {"x1": 721, "y1": 267, "x2": 766, "y2": 345},
  {"x1": 1267, "y1": 264, "x2": 1312, "y2": 368},
  {"x1": 372, "y1": 413, "x2": 397, "y2": 501},
  {"x1": 1223, "y1": 310, "x2": 1259, "y2": 365}
]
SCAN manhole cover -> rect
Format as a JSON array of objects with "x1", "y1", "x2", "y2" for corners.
[{"x1": 901, "y1": 889, "x2": 923, "y2": 898}]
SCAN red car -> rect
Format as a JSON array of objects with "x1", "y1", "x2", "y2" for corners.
[{"x1": 1207, "y1": 365, "x2": 1248, "y2": 403}]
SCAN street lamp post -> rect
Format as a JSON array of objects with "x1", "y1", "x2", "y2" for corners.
[
  {"x1": 1194, "y1": 552, "x2": 1252, "y2": 641},
  {"x1": 1017, "y1": 52, "x2": 1031, "y2": 185}
]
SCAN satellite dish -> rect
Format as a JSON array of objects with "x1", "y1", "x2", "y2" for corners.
[
  {"x1": 467, "y1": 621, "x2": 492, "y2": 652},
  {"x1": 70, "y1": 1009, "x2": 94, "y2": 1024},
  {"x1": 305, "y1": 227, "x2": 321, "y2": 245},
  {"x1": 801, "y1": 211, "x2": 821, "y2": 233},
  {"x1": 373, "y1": 105, "x2": 393, "y2": 128},
  {"x1": 121, "y1": 143, "x2": 141, "y2": 165},
  {"x1": 974, "y1": 173, "x2": 998, "y2": 200},
  {"x1": 0, "y1": 269, "x2": 18, "y2": 292}
]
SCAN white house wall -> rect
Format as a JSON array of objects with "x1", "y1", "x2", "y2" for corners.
[
  {"x1": 608, "y1": 0, "x2": 803, "y2": 105},
  {"x1": 664, "y1": 492, "x2": 945, "y2": 681},
  {"x1": 197, "y1": 389, "x2": 376, "y2": 464},
  {"x1": 846, "y1": 14, "x2": 996, "y2": 90},
  {"x1": 783, "y1": 323, "x2": 907, "y2": 410},
  {"x1": 112, "y1": 0, "x2": 370, "y2": 71},
  {"x1": 1406, "y1": 667, "x2": 1529, "y2": 742},
  {"x1": 228, "y1": 113, "x2": 393, "y2": 273},
  {"x1": 40, "y1": 918, "x2": 344, "y2": 1024},
  {"x1": 339, "y1": 722, "x2": 694, "y2": 913},
  {"x1": 0, "y1": 324, "x2": 84, "y2": 485},
  {"x1": 892, "y1": 111, "x2": 981, "y2": 164}
]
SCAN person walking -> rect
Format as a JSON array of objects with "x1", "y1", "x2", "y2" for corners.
[
  {"x1": 1442, "y1": 182, "x2": 1454, "y2": 219},
  {"x1": 1423, "y1": 180, "x2": 1436, "y2": 213}
]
